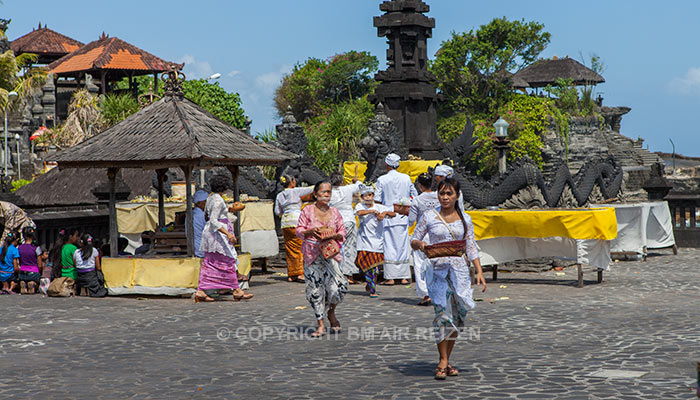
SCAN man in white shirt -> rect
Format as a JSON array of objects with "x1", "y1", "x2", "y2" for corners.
[{"x1": 375, "y1": 153, "x2": 418, "y2": 285}]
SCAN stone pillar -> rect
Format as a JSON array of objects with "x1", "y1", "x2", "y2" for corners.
[{"x1": 41, "y1": 75, "x2": 56, "y2": 128}]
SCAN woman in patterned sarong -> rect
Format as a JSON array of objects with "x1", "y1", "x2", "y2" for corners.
[
  {"x1": 195, "y1": 174, "x2": 253, "y2": 302},
  {"x1": 274, "y1": 175, "x2": 314, "y2": 282},
  {"x1": 296, "y1": 181, "x2": 347, "y2": 337},
  {"x1": 411, "y1": 178, "x2": 487, "y2": 380}
]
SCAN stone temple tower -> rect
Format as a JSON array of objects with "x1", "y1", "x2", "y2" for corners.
[{"x1": 370, "y1": 0, "x2": 442, "y2": 158}]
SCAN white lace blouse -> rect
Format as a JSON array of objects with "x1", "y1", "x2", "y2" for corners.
[
  {"x1": 199, "y1": 193, "x2": 237, "y2": 258},
  {"x1": 409, "y1": 191, "x2": 441, "y2": 226},
  {"x1": 274, "y1": 187, "x2": 314, "y2": 229},
  {"x1": 412, "y1": 209, "x2": 480, "y2": 269}
]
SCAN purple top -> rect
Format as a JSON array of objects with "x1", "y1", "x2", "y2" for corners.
[{"x1": 18, "y1": 243, "x2": 41, "y2": 273}]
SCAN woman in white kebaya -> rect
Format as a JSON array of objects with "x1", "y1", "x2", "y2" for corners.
[{"x1": 412, "y1": 177, "x2": 486, "y2": 380}]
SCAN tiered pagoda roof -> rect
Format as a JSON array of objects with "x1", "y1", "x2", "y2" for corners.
[
  {"x1": 10, "y1": 23, "x2": 83, "y2": 64},
  {"x1": 49, "y1": 34, "x2": 170, "y2": 78}
]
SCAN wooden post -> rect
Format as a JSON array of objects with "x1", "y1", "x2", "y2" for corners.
[
  {"x1": 156, "y1": 168, "x2": 167, "y2": 229},
  {"x1": 597, "y1": 270, "x2": 603, "y2": 284},
  {"x1": 153, "y1": 73, "x2": 158, "y2": 94},
  {"x1": 577, "y1": 264, "x2": 584, "y2": 288},
  {"x1": 101, "y1": 71, "x2": 107, "y2": 95},
  {"x1": 183, "y1": 165, "x2": 194, "y2": 257},
  {"x1": 227, "y1": 165, "x2": 241, "y2": 241},
  {"x1": 492, "y1": 265, "x2": 498, "y2": 281},
  {"x1": 107, "y1": 168, "x2": 119, "y2": 257}
]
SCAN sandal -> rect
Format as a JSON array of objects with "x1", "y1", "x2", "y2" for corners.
[
  {"x1": 435, "y1": 367, "x2": 447, "y2": 380},
  {"x1": 310, "y1": 328, "x2": 326, "y2": 338},
  {"x1": 369, "y1": 293, "x2": 379, "y2": 298},
  {"x1": 417, "y1": 297, "x2": 432, "y2": 306},
  {"x1": 194, "y1": 292, "x2": 214, "y2": 303},
  {"x1": 446, "y1": 365, "x2": 459, "y2": 376},
  {"x1": 233, "y1": 290, "x2": 254, "y2": 301},
  {"x1": 380, "y1": 280, "x2": 395, "y2": 286}
]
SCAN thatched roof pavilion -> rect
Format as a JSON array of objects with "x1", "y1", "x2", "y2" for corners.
[
  {"x1": 53, "y1": 65, "x2": 297, "y2": 256},
  {"x1": 11, "y1": 23, "x2": 84, "y2": 64},
  {"x1": 512, "y1": 57, "x2": 605, "y2": 88}
]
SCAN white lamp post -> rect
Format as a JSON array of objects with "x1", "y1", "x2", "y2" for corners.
[
  {"x1": 4, "y1": 90, "x2": 18, "y2": 177},
  {"x1": 493, "y1": 117, "x2": 510, "y2": 174},
  {"x1": 14, "y1": 133, "x2": 20, "y2": 179}
]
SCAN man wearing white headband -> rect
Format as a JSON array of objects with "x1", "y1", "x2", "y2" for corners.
[
  {"x1": 434, "y1": 164, "x2": 465, "y2": 212},
  {"x1": 375, "y1": 153, "x2": 418, "y2": 285}
]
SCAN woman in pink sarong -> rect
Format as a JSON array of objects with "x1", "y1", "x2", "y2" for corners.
[{"x1": 194, "y1": 175, "x2": 253, "y2": 302}]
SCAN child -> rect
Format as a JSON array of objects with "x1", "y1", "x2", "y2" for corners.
[
  {"x1": 0, "y1": 232, "x2": 20, "y2": 294},
  {"x1": 73, "y1": 234, "x2": 107, "y2": 297},
  {"x1": 354, "y1": 185, "x2": 395, "y2": 298},
  {"x1": 17, "y1": 227, "x2": 43, "y2": 294}
]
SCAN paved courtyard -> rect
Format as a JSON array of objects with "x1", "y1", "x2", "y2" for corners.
[{"x1": 1, "y1": 248, "x2": 698, "y2": 399}]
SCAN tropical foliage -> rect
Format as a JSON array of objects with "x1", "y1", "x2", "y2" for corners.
[
  {"x1": 113, "y1": 75, "x2": 247, "y2": 129},
  {"x1": 274, "y1": 51, "x2": 378, "y2": 122},
  {"x1": 0, "y1": 32, "x2": 47, "y2": 109},
  {"x1": 100, "y1": 93, "x2": 139, "y2": 126},
  {"x1": 430, "y1": 17, "x2": 550, "y2": 117},
  {"x1": 274, "y1": 51, "x2": 378, "y2": 173}
]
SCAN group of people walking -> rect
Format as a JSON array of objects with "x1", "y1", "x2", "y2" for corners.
[{"x1": 275, "y1": 154, "x2": 487, "y2": 378}]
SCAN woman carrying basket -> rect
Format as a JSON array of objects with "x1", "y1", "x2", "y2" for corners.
[
  {"x1": 411, "y1": 177, "x2": 487, "y2": 380},
  {"x1": 295, "y1": 181, "x2": 347, "y2": 337}
]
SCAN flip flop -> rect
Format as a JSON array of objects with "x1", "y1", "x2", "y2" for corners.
[{"x1": 369, "y1": 293, "x2": 379, "y2": 298}]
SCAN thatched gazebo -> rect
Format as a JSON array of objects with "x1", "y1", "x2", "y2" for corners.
[
  {"x1": 53, "y1": 65, "x2": 297, "y2": 257},
  {"x1": 511, "y1": 57, "x2": 605, "y2": 88}
]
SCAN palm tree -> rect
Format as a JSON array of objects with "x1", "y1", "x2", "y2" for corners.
[{"x1": 0, "y1": 31, "x2": 47, "y2": 110}]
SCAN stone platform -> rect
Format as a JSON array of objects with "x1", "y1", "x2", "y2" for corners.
[{"x1": 0, "y1": 249, "x2": 697, "y2": 399}]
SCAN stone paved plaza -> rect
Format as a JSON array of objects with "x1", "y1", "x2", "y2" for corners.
[{"x1": 1, "y1": 248, "x2": 698, "y2": 399}]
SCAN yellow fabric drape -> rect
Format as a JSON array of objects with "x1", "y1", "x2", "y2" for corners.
[
  {"x1": 343, "y1": 160, "x2": 443, "y2": 184},
  {"x1": 116, "y1": 201, "x2": 275, "y2": 234},
  {"x1": 103, "y1": 253, "x2": 252, "y2": 289},
  {"x1": 467, "y1": 208, "x2": 618, "y2": 241}
]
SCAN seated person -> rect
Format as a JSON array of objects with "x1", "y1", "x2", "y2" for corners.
[
  {"x1": 117, "y1": 237, "x2": 132, "y2": 256},
  {"x1": 134, "y1": 231, "x2": 154, "y2": 255}
]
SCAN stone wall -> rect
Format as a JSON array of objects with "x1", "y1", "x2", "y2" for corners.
[{"x1": 540, "y1": 114, "x2": 662, "y2": 200}]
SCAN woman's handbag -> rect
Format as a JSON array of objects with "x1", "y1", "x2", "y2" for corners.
[{"x1": 319, "y1": 239, "x2": 341, "y2": 259}]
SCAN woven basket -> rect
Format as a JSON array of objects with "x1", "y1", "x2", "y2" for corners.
[{"x1": 424, "y1": 240, "x2": 466, "y2": 259}]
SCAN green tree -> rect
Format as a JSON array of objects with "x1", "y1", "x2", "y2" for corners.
[
  {"x1": 274, "y1": 51, "x2": 378, "y2": 122},
  {"x1": 114, "y1": 76, "x2": 247, "y2": 129},
  {"x1": 0, "y1": 33, "x2": 47, "y2": 109},
  {"x1": 303, "y1": 98, "x2": 374, "y2": 173},
  {"x1": 274, "y1": 51, "x2": 379, "y2": 173},
  {"x1": 430, "y1": 17, "x2": 551, "y2": 116}
]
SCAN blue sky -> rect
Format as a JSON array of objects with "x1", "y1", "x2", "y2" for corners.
[{"x1": 3, "y1": 1, "x2": 699, "y2": 155}]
